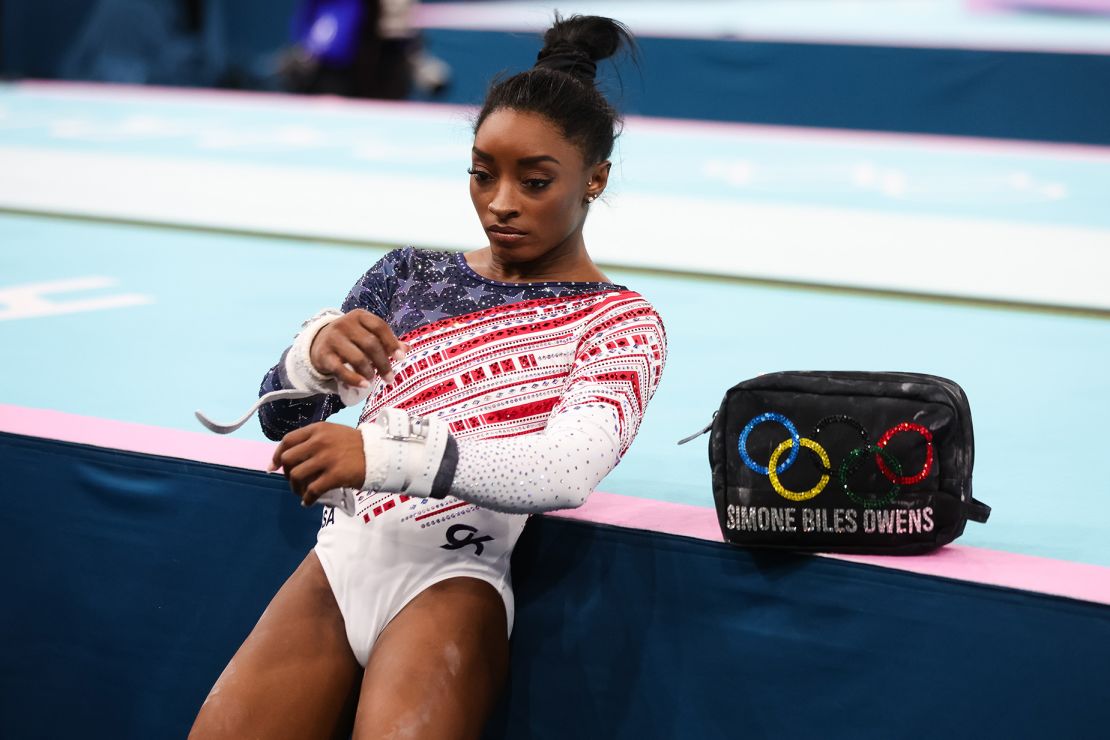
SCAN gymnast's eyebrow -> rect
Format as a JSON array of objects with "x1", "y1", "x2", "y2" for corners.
[
  {"x1": 472, "y1": 147, "x2": 561, "y2": 166},
  {"x1": 517, "y1": 154, "x2": 561, "y2": 165}
]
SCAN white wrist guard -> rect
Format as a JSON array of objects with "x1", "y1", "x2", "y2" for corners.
[
  {"x1": 359, "y1": 408, "x2": 456, "y2": 498},
  {"x1": 284, "y1": 309, "x2": 369, "y2": 407}
]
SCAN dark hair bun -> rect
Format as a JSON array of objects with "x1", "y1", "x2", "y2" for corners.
[
  {"x1": 477, "y1": 14, "x2": 637, "y2": 163},
  {"x1": 534, "y1": 14, "x2": 634, "y2": 83}
]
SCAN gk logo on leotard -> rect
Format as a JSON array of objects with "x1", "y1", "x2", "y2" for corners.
[{"x1": 440, "y1": 524, "x2": 494, "y2": 556}]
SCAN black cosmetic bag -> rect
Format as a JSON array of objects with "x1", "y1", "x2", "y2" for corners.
[{"x1": 681, "y1": 371, "x2": 991, "y2": 554}]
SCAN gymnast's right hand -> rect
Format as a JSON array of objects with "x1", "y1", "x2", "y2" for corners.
[{"x1": 309, "y1": 309, "x2": 409, "y2": 389}]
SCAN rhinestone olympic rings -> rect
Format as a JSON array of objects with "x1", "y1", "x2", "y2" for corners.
[
  {"x1": 840, "y1": 444, "x2": 902, "y2": 508},
  {"x1": 809, "y1": 414, "x2": 869, "y2": 475},
  {"x1": 767, "y1": 438, "x2": 830, "y2": 501},
  {"x1": 737, "y1": 412, "x2": 934, "y2": 506},
  {"x1": 876, "y1": 422, "x2": 934, "y2": 485},
  {"x1": 738, "y1": 412, "x2": 800, "y2": 475}
]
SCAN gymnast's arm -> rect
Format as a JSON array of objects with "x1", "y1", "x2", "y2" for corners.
[
  {"x1": 375, "y1": 311, "x2": 667, "y2": 514},
  {"x1": 257, "y1": 344, "x2": 345, "y2": 441},
  {"x1": 258, "y1": 252, "x2": 402, "y2": 441},
  {"x1": 276, "y1": 308, "x2": 667, "y2": 512},
  {"x1": 446, "y1": 403, "x2": 627, "y2": 514}
]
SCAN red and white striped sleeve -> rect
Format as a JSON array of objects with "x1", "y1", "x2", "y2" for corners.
[
  {"x1": 548, "y1": 294, "x2": 668, "y2": 456},
  {"x1": 446, "y1": 296, "x2": 667, "y2": 514}
]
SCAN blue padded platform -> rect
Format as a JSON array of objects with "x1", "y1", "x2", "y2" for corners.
[{"x1": 1, "y1": 432, "x2": 1107, "y2": 738}]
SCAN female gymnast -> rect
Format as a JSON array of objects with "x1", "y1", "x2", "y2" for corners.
[{"x1": 190, "y1": 15, "x2": 666, "y2": 740}]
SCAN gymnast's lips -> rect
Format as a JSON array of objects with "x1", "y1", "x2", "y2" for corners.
[{"x1": 487, "y1": 225, "x2": 527, "y2": 243}]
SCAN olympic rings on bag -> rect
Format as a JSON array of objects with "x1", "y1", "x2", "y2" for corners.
[
  {"x1": 840, "y1": 444, "x2": 902, "y2": 508},
  {"x1": 814, "y1": 414, "x2": 870, "y2": 441},
  {"x1": 809, "y1": 414, "x2": 869, "y2": 475},
  {"x1": 767, "y1": 438, "x2": 830, "y2": 501},
  {"x1": 738, "y1": 412, "x2": 800, "y2": 475},
  {"x1": 737, "y1": 412, "x2": 934, "y2": 505},
  {"x1": 876, "y1": 422, "x2": 934, "y2": 485}
]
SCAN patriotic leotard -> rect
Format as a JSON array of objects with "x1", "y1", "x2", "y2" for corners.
[{"x1": 259, "y1": 247, "x2": 666, "y2": 663}]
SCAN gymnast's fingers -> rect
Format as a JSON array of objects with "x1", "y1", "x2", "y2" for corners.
[
  {"x1": 333, "y1": 336, "x2": 379, "y2": 386},
  {"x1": 317, "y1": 345, "x2": 372, "y2": 388},
  {"x1": 345, "y1": 331, "x2": 394, "y2": 385},
  {"x1": 302, "y1": 473, "x2": 345, "y2": 508},
  {"x1": 286, "y1": 455, "x2": 328, "y2": 500},
  {"x1": 269, "y1": 425, "x2": 316, "y2": 471},
  {"x1": 355, "y1": 311, "x2": 408, "y2": 361}
]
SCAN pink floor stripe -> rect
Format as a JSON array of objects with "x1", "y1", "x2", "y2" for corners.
[
  {"x1": 968, "y1": 0, "x2": 1110, "y2": 13},
  {"x1": 0, "y1": 403, "x2": 276, "y2": 472},
  {"x1": 17, "y1": 79, "x2": 470, "y2": 117},
  {"x1": 823, "y1": 547, "x2": 1110, "y2": 605},
  {"x1": 410, "y1": 5, "x2": 1110, "y2": 56},
  {"x1": 2, "y1": 404, "x2": 1108, "y2": 606},
  {"x1": 550, "y1": 491, "x2": 1110, "y2": 606}
]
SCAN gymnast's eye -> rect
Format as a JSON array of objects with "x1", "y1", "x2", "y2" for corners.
[
  {"x1": 523, "y1": 178, "x2": 553, "y2": 190},
  {"x1": 467, "y1": 167, "x2": 492, "y2": 184}
]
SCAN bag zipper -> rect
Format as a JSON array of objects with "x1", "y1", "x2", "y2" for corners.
[{"x1": 677, "y1": 411, "x2": 717, "y2": 445}]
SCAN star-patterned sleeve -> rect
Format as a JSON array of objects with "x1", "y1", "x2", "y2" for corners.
[
  {"x1": 444, "y1": 303, "x2": 667, "y2": 513},
  {"x1": 257, "y1": 249, "x2": 403, "y2": 441}
]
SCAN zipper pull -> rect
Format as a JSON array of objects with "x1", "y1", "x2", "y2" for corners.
[{"x1": 676, "y1": 411, "x2": 717, "y2": 445}]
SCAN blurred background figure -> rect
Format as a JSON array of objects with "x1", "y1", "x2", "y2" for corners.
[
  {"x1": 40, "y1": 0, "x2": 448, "y2": 98},
  {"x1": 278, "y1": 0, "x2": 449, "y2": 99}
]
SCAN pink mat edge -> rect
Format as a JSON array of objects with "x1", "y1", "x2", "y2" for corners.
[
  {"x1": 409, "y1": 5, "x2": 1110, "y2": 56},
  {"x1": 2, "y1": 403, "x2": 1108, "y2": 606}
]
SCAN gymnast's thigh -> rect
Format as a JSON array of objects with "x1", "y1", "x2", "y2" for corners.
[
  {"x1": 353, "y1": 576, "x2": 510, "y2": 740},
  {"x1": 189, "y1": 551, "x2": 363, "y2": 740}
]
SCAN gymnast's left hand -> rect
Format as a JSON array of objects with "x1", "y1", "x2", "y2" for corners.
[{"x1": 269, "y1": 422, "x2": 364, "y2": 506}]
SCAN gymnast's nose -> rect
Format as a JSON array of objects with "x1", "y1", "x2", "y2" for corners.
[{"x1": 488, "y1": 182, "x2": 520, "y2": 220}]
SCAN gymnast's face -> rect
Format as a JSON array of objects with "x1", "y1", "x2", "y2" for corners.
[{"x1": 470, "y1": 108, "x2": 608, "y2": 263}]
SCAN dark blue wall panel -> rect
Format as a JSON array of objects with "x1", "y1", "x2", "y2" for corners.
[
  {"x1": 1, "y1": 431, "x2": 1108, "y2": 739},
  {"x1": 420, "y1": 29, "x2": 1110, "y2": 146},
  {"x1": 0, "y1": 433, "x2": 317, "y2": 738}
]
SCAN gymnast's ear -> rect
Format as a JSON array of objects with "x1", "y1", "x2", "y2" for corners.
[{"x1": 588, "y1": 160, "x2": 612, "y2": 198}]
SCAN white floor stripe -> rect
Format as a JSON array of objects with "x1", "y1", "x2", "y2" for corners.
[
  {"x1": 2, "y1": 146, "x2": 1107, "y2": 310},
  {"x1": 0, "y1": 275, "x2": 153, "y2": 320}
]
